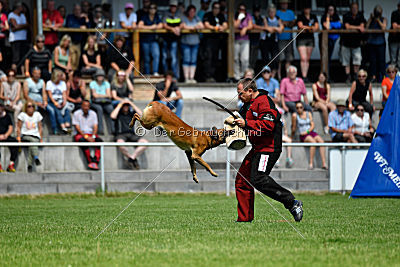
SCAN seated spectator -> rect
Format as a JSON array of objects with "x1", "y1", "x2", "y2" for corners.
[
  {"x1": 381, "y1": 65, "x2": 397, "y2": 111},
  {"x1": 53, "y1": 34, "x2": 73, "y2": 79},
  {"x1": 256, "y1": 66, "x2": 280, "y2": 106},
  {"x1": 181, "y1": 5, "x2": 204, "y2": 83},
  {"x1": 328, "y1": 99, "x2": 357, "y2": 143},
  {"x1": 43, "y1": 0, "x2": 64, "y2": 53},
  {"x1": 80, "y1": 35, "x2": 102, "y2": 76},
  {"x1": 280, "y1": 65, "x2": 312, "y2": 113},
  {"x1": 8, "y1": 2, "x2": 29, "y2": 72},
  {"x1": 24, "y1": 34, "x2": 52, "y2": 81},
  {"x1": 137, "y1": 3, "x2": 162, "y2": 75},
  {"x1": 108, "y1": 35, "x2": 135, "y2": 82},
  {"x1": 154, "y1": 71, "x2": 183, "y2": 118},
  {"x1": 0, "y1": 101, "x2": 18, "y2": 172},
  {"x1": 72, "y1": 100, "x2": 103, "y2": 170},
  {"x1": 291, "y1": 101, "x2": 327, "y2": 170},
  {"x1": 90, "y1": 69, "x2": 114, "y2": 135},
  {"x1": 66, "y1": 70, "x2": 87, "y2": 112},
  {"x1": 389, "y1": 3, "x2": 400, "y2": 68},
  {"x1": 119, "y1": 2, "x2": 137, "y2": 43},
  {"x1": 347, "y1": 69, "x2": 374, "y2": 118},
  {"x1": 312, "y1": 72, "x2": 336, "y2": 134},
  {"x1": 351, "y1": 104, "x2": 374, "y2": 143},
  {"x1": 16, "y1": 101, "x2": 43, "y2": 172},
  {"x1": 46, "y1": 69, "x2": 71, "y2": 134},
  {"x1": 111, "y1": 71, "x2": 134, "y2": 106},
  {"x1": 366, "y1": 5, "x2": 387, "y2": 83},
  {"x1": 110, "y1": 100, "x2": 148, "y2": 169},
  {"x1": 0, "y1": 69, "x2": 23, "y2": 126},
  {"x1": 234, "y1": 3, "x2": 253, "y2": 81}
]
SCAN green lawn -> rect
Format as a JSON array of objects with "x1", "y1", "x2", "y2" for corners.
[{"x1": 0, "y1": 192, "x2": 399, "y2": 266}]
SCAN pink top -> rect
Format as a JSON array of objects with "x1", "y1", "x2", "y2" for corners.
[{"x1": 280, "y1": 77, "x2": 306, "y2": 102}]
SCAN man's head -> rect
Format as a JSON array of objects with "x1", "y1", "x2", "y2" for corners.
[
  {"x1": 125, "y1": 2, "x2": 134, "y2": 15},
  {"x1": 46, "y1": 0, "x2": 55, "y2": 11},
  {"x1": 261, "y1": 66, "x2": 272, "y2": 80},
  {"x1": 165, "y1": 70, "x2": 174, "y2": 81},
  {"x1": 94, "y1": 69, "x2": 105, "y2": 83},
  {"x1": 73, "y1": 4, "x2": 82, "y2": 17},
  {"x1": 336, "y1": 99, "x2": 346, "y2": 114},
  {"x1": 13, "y1": 2, "x2": 23, "y2": 13},
  {"x1": 287, "y1": 65, "x2": 297, "y2": 80},
  {"x1": 81, "y1": 0, "x2": 90, "y2": 13},
  {"x1": 279, "y1": 0, "x2": 289, "y2": 11},
  {"x1": 169, "y1": 0, "x2": 177, "y2": 13},
  {"x1": 31, "y1": 67, "x2": 41, "y2": 80},
  {"x1": 212, "y1": 2, "x2": 221, "y2": 16},
  {"x1": 81, "y1": 100, "x2": 90, "y2": 114},
  {"x1": 143, "y1": 0, "x2": 151, "y2": 8},
  {"x1": 122, "y1": 102, "x2": 130, "y2": 113},
  {"x1": 237, "y1": 78, "x2": 258, "y2": 103},
  {"x1": 201, "y1": 0, "x2": 210, "y2": 10},
  {"x1": 350, "y1": 2, "x2": 358, "y2": 15}
]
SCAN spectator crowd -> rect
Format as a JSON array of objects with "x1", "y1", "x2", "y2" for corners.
[{"x1": 0, "y1": 0, "x2": 399, "y2": 173}]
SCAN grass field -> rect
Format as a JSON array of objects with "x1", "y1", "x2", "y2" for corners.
[{"x1": 0, "y1": 192, "x2": 399, "y2": 266}]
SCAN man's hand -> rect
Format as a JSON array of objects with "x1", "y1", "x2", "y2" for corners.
[
  {"x1": 233, "y1": 118, "x2": 246, "y2": 127},
  {"x1": 87, "y1": 136, "x2": 95, "y2": 142},
  {"x1": 0, "y1": 134, "x2": 5, "y2": 141}
]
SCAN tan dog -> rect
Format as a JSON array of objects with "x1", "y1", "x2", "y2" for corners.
[{"x1": 129, "y1": 101, "x2": 232, "y2": 183}]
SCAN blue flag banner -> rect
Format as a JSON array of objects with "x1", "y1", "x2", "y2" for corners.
[{"x1": 351, "y1": 75, "x2": 400, "y2": 197}]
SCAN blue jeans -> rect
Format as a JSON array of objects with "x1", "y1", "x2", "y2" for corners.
[
  {"x1": 158, "y1": 99, "x2": 183, "y2": 118},
  {"x1": 181, "y1": 43, "x2": 199, "y2": 66},
  {"x1": 142, "y1": 41, "x2": 160, "y2": 74},
  {"x1": 44, "y1": 104, "x2": 57, "y2": 133},
  {"x1": 48, "y1": 102, "x2": 71, "y2": 132},
  {"x1": 162, "y1": 40, "x2": 179, "y2": 78}
]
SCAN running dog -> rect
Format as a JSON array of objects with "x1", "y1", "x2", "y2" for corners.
[{"x1": 129, "y1": 101, "x2": 233, "y2": 183}]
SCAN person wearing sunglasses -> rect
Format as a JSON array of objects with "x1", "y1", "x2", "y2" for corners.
[
  {"x1": 24, "y1": 34, "x2": 52, "y2": 81},
  {"x1": 351, "y1": 104, "x2": 374, "y2": 143},
  {"x1": 16, "y1": 101, "x2": 43, "y2": 172},
  {"x1": 0, "y1": 69, "x2": 22, "y2": 127},
  {"x1": 347, "y1": 69, "x2": 374, "y2": 118},
  {"x1": 381, "y1": 65, "x2": 398, "y2": 110}
]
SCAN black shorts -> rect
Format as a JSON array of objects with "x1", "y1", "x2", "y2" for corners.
[
  {"x1": 115, "y1": 133, "x2": 140, "y2": 142},
  {"x1": 332, "y1": 133, "x2": 345, "y2": 142}
]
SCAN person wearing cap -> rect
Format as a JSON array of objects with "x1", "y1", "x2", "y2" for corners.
[
  {"x1": 90, "y1": 68, "x2": 114, "y2": 135},
  {"x1": 255, "y1": 66, "x2": 280, "y2": 106},
  {"x1": 197, "y1": 0, "x2": 210, "y2": 21},
  {"x1": 119, "y1": 2, "x2": 137, "y2": 40},
  {"x1": 162, "y1": 0, "x2": 182, "y2": 80},
  {"x1": 8, "y1": 2, "x2": 29, "y2": 71},
  {"x1": 110, "y1": 99, "x2": 148, "y2": 170},
  {"x1": 276, "y1": 0, "x2": 295, "y2": 80},
  {"x1": 328, "y1": 99, "x2": 357, "y2": 143},
  {"x1": 0, "y1": 100, "x2": 18, "y2": 172},
  {"x1": 389, "y1": 2, "x2": 400, "y2": 68}
]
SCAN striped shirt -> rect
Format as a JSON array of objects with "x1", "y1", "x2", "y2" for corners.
[{"x1": 328, "y1": 110, "x2": 354, "y2": 138}]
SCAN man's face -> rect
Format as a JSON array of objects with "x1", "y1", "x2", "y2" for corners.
[
  {"x1": 212, "y1": 4, "x2": 220, "y2": 16},
  {"x1": 337, "y1": 105, "x2": 346, "y2": 113},
  {"x1": 237, "y1": 84, "x2": 252, "y2": 103},
  {"x1": 32, "y1": 69, "x2": 41, "y2": 80},
  {"x1": 280, "y1": 3, "x2": 288, "y2": 10},
  {"x1": 82, "y1": 101, "x2": 90, "y2": 114},
  {"x1": 47, "y1": 1, "x2": 55, "y2": 11},
  {"x1": 170, "y1": 5, "x2": 177, "y2": 13},
  {"x1": 262, "y1": 71, "x2": 271, "y2": 80},
  {"x1": 288, "y1": 68, "x2": 297, "y2": 79},
  {"x1": 73, "y1": 5, "x2": 81, "y2": 16},
  {"x1": 122, "y1": 104, "x2": 130, "y2": 113},
  {"x1": 351, "y1": 4, "x2": 358, "y2": 15}
]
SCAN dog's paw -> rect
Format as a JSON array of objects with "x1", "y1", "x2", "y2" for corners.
[
  {"x1": 193, "y1": 177, "x2": 199, "y2": 183},
  {"x1": 211, "y1": 172, "x2": 218, "y2": 177}
]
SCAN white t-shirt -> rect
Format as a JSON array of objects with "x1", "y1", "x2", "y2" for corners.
[
  {"x1": 17, "y1": 111, "x2": 43, "y2": 138},
  {"x1": 119, "y1": 12, "x2": 137, "y2": 37},
  {"x1": 46, "y1": 80, "x2": 67, "y2": 105},
  {"x1": 8, "y1": 12, "x2": 27, "y2": 42},
  {"x1": 351, "y1": 113, "x2": 370, "y2": 134}
]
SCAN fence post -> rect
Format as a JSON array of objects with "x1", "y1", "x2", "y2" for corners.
[
  {"x1": 227, "y1": 0, "x2": 235, "y2": 79},
  {"x1": 133, "y1": 30, "x2": 140, "y2": 76},
  {"x1": 321, "y1": 30, "x2": 329, "y2": 76},
  {"x1": 226, "y1": 149, "x2": 230, "y2": 196},
  {"x1": 341, "y1": 145, "x2": 346, "y2": 195},
  {"x1": 100, "y1": 145, "x2": 105, "y2": 194}
]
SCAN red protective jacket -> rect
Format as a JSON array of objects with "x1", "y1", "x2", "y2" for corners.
[{"x1": 241, "y1": 90, "x2": 282, "y2": 153}]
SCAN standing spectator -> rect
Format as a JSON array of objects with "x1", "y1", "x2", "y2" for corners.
[
  {"x1": 0, "y1": 0, "x2": 9, "y2": 68},
  {"x1": 341, "y1": 2, "x2": 366, "y2": 83},
  {"x1": 389, "y1": 2, "x2": 400, "y2": 68},
  {"x1": 366, "y1": 5, "x2": 387, "y2": 83},
  {"x1": 136, "y1": 0, "x2": 150, "y2": 22},
  {"x1": 181, "y1": 5, "x2": 204, "y2": 83},
  {"x1": 0, "y1": 69, "x2": 22, "y2": 125},
  {"x1": 72, "y1": 100, "x2": 103, "y2": 170},
  {"x1": 16, "y1": 101, "x2": 43, "y2": 172},
  {"x1": 296, "y1": 5, "x2": 319, "y2": 82},
  {"x1": 46, "y1": 69, "x2": 71, "y2": 134},
  {"x1": 162, "y1": 0, "x2": 182, "y2": 79},
  {"x1": 65, "y1": 4, "x2": 90, "y2": 70},
  {"x1": 108, "y1": 35, "x2": 135, "y2": 82},
  {"x1": 24, "y1": 34, "x2": 52, "y2": 81},
  {"x1": 276, "y1": 0, "x2": 295, "y2": 80},
  {"x1": 0, "y1": 101, "x2": 18, "y2": 172},
  {"x1": 381, "y1": 65, "x2": 397, "y2": 110},
  {"x1": 255, "y1": 66, "x2": 280, "y2": 106},
  {"x1": 260, "y1": 4, "x2": 283, "y2": 78},
  {"x1": 176, "y1": 2, "x2": 185, "y2": 18},
  {"x1": 320, "y1": 4, "x2": 341, "y2": 73},
  {"x1": 43, "y1": 0, "x2": 64, "y2": 53},
  {"x1": 90, "y1": 69, "x2": 114, "y2": 135},
  {"x1": 110, "y1": 100, "x2": 148, "y2": 170},
  {"x1": 291, "y1": 101, "x2": 327, "y2": 170},
  {"x1": 119, "y1": 2, "x2": 137, "y2": 43},
  {"x1": 80, "y1": 35, "x2": 102, "y2": 76},
  {"x1": 8, "y1": 2, "x2": 28, "y2": 72},
  {"x1": 66, "y1": 70, "x2": 86, "y2": 112},
  {"x1": 329, "y1": 99, "x2": 357, "y2": 143},
  {"x1": 93, "y1": 5, "x2": 109, "y2": 52},
  {"x1": 249, "y1": 4, "x2": 264, "y2": 69},
  {"x1": 138, "y1": 3, "x2": 162, "y2": 75},
  {"x1": 53, "y1": 34, "x2": 72, "y2": 79},
  {"x1": 347, "y1": 69, "x2": 374, "y2": 118},
  {"x1": 351, "y1": 104, "x2": 374, "y2": 143},
  {"x1": 203, "y1": 2, "x2": 228, "y2": 82},
  {"x1": 280, "y1": 65, "x2": 312, "y2": 113},
  {"x1": 233, "y1": 3, "x2": 253, "y2": 82},
  {"x1": 312, "y1": 72, "x2": 336, "y2": 134},
  {"x1": 57, "y1": 5, "x2": 66, "y2": 22},
  {"x1": 80, "y1": 0, "x2": 93, "y2": 27},
  {"x1": 111, "y1": 71, "x2": 134, "y2": 106},
  {"x1": 197, "y1": 0, "x2": 210, "y2": 21},
  {"x1": 154, "y1": 71, "x2": 183, "y2": 118}
]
